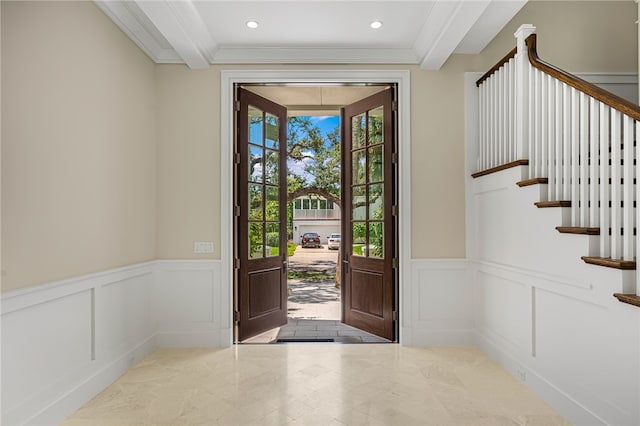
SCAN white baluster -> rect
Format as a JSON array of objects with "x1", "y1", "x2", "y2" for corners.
[
  {"x1": 611, "y1": 110, "x2": 623, "y2": 259},
  {"x1": 555, "y1": 80, "x2": 563, "y2": 201},
  {"x1": 623, "y1": 115, "x2": 634, "y2": 260},
  {"x1": 508, "y1": 59, "x2": 515, "y2": 162},
  {"x1": 571, "y1": 88, "x2": 580, "y2": 226},
  {"x1": 589, "y1": 98, "x2": 600, "y2": 227},
  {"x1": 490, "y1": 77, "x2": 496, "y2": 167},
  {"x1": 579, "y1": 92, "x2": 590, "y2": 227},
  {"x1": 533, "y1": 69, "x2": 542, "y2": 179},
  {"x1": 497, "y1": 67, "x2": 507, "y2": 164},
  {"x1": 540, "y1": 73, "x2": 549, "y2": 179},
  {"x1": 547, "y1": 75, "x2": 556, "y2": 201},
  {"x1": 599, "y1": 104, "x2": 611, "y2": 258},
  {"x1": 528, "y1": 63, "x2": 536, "y2": 179},
  {"x1": 480, "y1": 82, "x2": 486, "y2": 170},
  {"x1": 562, "y1": 83, "x2": 572, "y2": 201}
]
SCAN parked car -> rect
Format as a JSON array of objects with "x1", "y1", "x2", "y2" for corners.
[
  {"x1": 327, "y1": 233, "x2": 341, "y2": 250},
  {"x1": 300, "y1": 232, "x2": 321, "y2": 248}
]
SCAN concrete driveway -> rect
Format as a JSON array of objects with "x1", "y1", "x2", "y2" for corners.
[{"x1": 288, "y1": 244, "x2": 338, "y2": 273}]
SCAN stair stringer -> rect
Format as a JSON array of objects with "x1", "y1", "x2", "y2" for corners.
[{"x1": 468, "y1": 165, "x2": 640, "y2": 426}]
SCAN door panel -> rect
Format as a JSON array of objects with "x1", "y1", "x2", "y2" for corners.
[
  {"x1": 342, "y1": 87, "x2": 396, "y2": 341},
  {"x1": 237, "y1": 87, "x2": 288, "y2": 341}
]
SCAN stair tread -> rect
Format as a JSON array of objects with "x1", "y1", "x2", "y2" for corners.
[
  {"x1": 471, "y1": 160, "x2": 529, "y2": 178},
  {"x1": 535, "y1": 200, "x2": 571, "y2": 208},
  {"x1": 581, "y1": 256, "x2": 636, "y2": 270},
  {"x1": 556, "y1": 226, "x2": 600, "y2": 235},
  {"x1": 613, "y1": 293, "x2": 640, "y2": 308},
  {"x1": 517, "y1": 177, "x2": 548, "y2": 187}
]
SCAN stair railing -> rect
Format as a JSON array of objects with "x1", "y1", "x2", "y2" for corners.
[{"x1": 475, "y1": 25, "x2": 640, "y2": 297}]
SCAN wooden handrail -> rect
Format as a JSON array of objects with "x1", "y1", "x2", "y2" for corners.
[
  {"x1": 475, "y1": 47, "x2": 517, "y2": 87},
  {"x1": 526, "y1": 34, "x2": 640, "y2": 121}
]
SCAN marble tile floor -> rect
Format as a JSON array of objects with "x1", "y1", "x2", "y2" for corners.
[{"x1": 62, "y1": 345, "x2": 571, "y2": 426}]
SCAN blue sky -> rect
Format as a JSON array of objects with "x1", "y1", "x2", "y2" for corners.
[
  {"x1": 287, "y1": 115, "x2": 340, "y2": 179},
  {"x1": 309, "y1": 115, "x2": 340, "y2": 138}
]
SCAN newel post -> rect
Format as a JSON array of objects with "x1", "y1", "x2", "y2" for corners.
[{"x1": 514, "y1": 24, "x2": 536, "y2": 163}]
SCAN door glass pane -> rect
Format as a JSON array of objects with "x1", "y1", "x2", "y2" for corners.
[
  {"x1": 249, "y1": 222, "x2": 264, "y2": 259},
  {"x1": 352, "y1": 185, "x2": 366, "y2": 220},
  {"x1": 352, "y1": 222, "x2": 366, "y2": 257},
  {"x1": 368, "y1": 106, "x2": 384, "y2": 145},
  {"x1": 368, "y1": 145, "x2": 383, "y2": 183},
  {"x1": 249, "y1": 145, "x2": 263, "y2": 183},
  {"x1": 368, "y1": 222, "x2": 384, "y2": 258},
  {"x1": 352, "y1": 113, "x2": 366, "y2": 149},
  {"x1": 265, "y1": 222, "x2": 279, "y2": 257},
  {"x1": 368, "y1": 183, "x2": 383, "y2": 220},
  {"x1": 352, "y1": 150, "x2": 366, "y2": 185},
  {"x1": 249, "y1": 106, "x2": 263, "y2": 146},
  {"x1": 265, "y1": 186, "x2": 279, "y2": 221},
  {"x1": 265, "y1": 114, "x2": 279, "y2": 149},
  {"x1": 264, "y1": 150, "x2": 279, "y2": 184},
  {"x1": 249, "y1": 184, "x2": 263, "y2": 220}
]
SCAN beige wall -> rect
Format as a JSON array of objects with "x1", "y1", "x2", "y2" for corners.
[
  {"x1": 2, "y1": 1, "x2": 636, "y2": 291},
  {"x1": 1, "y1": 1, "x2": 157, "y2": 291},
  {"x1": 155, "y1": 1, "x2": 636, "y2": 260},
  {"x1": 478, "y1": 0, "x2": 637, "y2": 73}
]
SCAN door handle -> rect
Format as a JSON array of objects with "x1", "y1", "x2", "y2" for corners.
[{"x1": 342, "y1": 260, "x2": 349, "y2": 273}]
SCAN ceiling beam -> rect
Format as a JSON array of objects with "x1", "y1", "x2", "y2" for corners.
[
  {"x1": 134, "y1": 0, "x2": 216, "y2": 69},
  {"x1": 414, "y1": 0, "x2": 491, "y2": 70}
]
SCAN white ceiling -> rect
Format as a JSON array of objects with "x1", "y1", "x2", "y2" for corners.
[{"x1": 95, "y1": 0, "x2": 527, "y2": 70}]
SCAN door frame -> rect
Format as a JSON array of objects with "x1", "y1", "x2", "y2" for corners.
[{"x1": 221, "y1": 70, "x2": 411, "y2": 345}]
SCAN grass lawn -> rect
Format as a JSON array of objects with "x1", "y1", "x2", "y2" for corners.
[{"x1": 269, "y1": 243, "x2": 298, "y2": 257}]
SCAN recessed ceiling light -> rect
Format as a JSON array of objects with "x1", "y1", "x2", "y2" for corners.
[
  {"x1": 246, "y1": 20, "x2": 259, "y2": 29},
  {"x1": 370, "y1": 21, "x2": 383, "y2": 29}
]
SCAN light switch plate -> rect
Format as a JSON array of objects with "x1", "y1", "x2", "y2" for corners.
[{"x1": 194, "y1": 241, "x2": 214, "y2": 254}]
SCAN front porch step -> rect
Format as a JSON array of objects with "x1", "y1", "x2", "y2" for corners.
[{"x1": 581, "y1": 256, "x2": 636, "y2": 270}]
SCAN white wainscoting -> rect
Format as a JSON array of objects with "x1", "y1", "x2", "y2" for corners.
[
  {"x1": 154, "y1": 260, "x2": 227, "y2": 347},
  {"x1": 472, "y1": 260, "x2": 640, "y2": 426},
  {"x1": 463, "y1": 143, "x2": 640, "y2": 424},
  {"x1": 1, "y1": 259, "x2": 224, "y2": 426},
  {"x1": 402, "y1": 259, "x2": 474, "y2": 346},
  {"x1": 1, "y1": 263, "x2": 156, "y2": 426}
]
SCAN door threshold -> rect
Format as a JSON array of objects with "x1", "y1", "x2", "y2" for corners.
[{"x1": 239, "y1": 318, "x2": 391, "y2": 344}]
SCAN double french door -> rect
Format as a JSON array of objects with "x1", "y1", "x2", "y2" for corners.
[{"x1": 235, "y1": 86, "x2": 397, "y2": 342}]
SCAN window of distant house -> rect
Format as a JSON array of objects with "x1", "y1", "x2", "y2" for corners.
[{"x1": 294, "y1": 197, "x2": 334, "y2": 210}]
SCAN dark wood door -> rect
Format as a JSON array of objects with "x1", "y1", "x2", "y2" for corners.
[
  {"x1": 236, "y1": 87, "x2": 288, "y2": 341},
  {"x1": 341, "y1": 87, "x2": 397, "y2": 341}
]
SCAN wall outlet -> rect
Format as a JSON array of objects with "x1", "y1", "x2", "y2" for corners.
[{"x1": 194, "y1": 241, "x2": 214, "y2": 254}]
